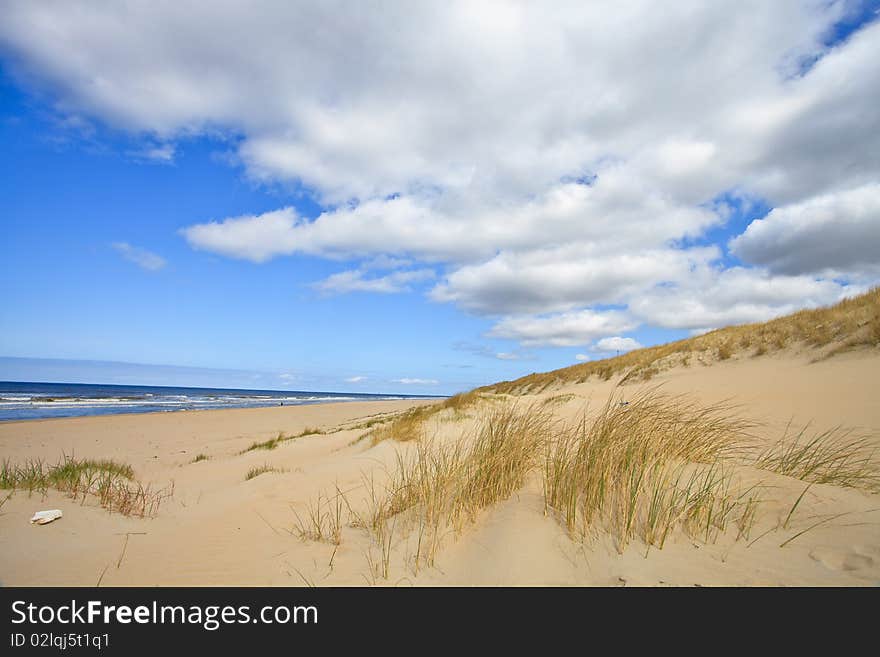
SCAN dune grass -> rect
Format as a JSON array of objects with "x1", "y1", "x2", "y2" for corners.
[
  {"x1": 0, "y1": 455, "x2": 169, "y2": 517},
  {"x1": 190, "y1": 453, "x2": 210, "y2": 463},
  {"x1": 357, "y1": 393, "x2": 484, "y2": 446},
  {"x1": 302, "y1": 404, "x2": 553, "y2": 574},
  {"x1": 541, "y1": 390, "x2": 756, "y2": 551},
  {"x1": 754, "y1": 423, "x2": 879, "y2": 492},
  {"x1": 293, "y1": 487, "x2": 345, "y2": 544},
  {"x1": 364, "y1": 405, "x2": 432, "y2": 445},
  {"x1": 482, "y1": 287, "x2": 880, "y2": 394},
  {"x1": 240, "y1": 427, "x2": 325, "y2": 454},
  {"x1": 296, "y1": 387, "x2": 880, "y2": 578},
  {"x1": 241, "y1": 435, "x2": 283, "y2": 453},
  {"x1": 245, "y1": 464, "x2": 286, "y2": 481}
]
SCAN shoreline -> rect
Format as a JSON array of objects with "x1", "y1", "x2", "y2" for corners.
[{"x1": 0, "y1": 395, "x2": 444, "y2": 425}]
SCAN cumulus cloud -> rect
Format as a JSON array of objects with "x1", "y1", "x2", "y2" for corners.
[
  {"x1": 4, "y1": 3, "x2": 878, "y2": 346},
  {"x1": 487, "y1": 309, "x2": 637, "y2": 347},
  {"x1": 111, "y1": 242, "x2": 166, "y2": 271},
  {"x1": 574, "y1": 354, "x2": 591, "y2": 362},
  {"x1": 392, "y1": 378, "x2": 439, "y2": 385},
  {"x1": 432, "y1": 243, "x2": 719, "y2": 315},
  {"x1": 594, "y1": 336, "x2": 643, "y2": 353},
  {"x1": 730, "y1": 183, "x2": 880, "y2": 277},
  {"x1": 181, "y1": 208, "x2": 302, "y2": 263}
]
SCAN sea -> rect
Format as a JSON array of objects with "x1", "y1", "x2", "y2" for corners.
[{"x1": 0, "y1": 381, "x2": 434, "y2": 422}]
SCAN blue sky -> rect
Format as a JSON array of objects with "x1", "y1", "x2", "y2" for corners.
[{"x1": 1, "y1": 2, "x2": 878, "y2": 395}]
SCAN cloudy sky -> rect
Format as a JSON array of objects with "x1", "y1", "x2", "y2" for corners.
[{"x1": 1, "y1": 1, "x2": 878, "y2": 394}]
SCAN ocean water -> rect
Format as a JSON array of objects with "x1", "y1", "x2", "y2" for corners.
[{"x1": 0, "y1": 381, "x2": 432, "y2": 422}]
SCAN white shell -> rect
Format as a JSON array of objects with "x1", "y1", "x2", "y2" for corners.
[{"x1": 30, "y1": 509, "x2": 63, "y2": 525}]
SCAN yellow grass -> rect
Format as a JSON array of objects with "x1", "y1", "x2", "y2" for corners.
[
  {"x1": 542, "y1": 390, "x2": 755, "y2": 550},
  {"x1": 295, "y1": 388, "x2": 880, "y2": 577}
]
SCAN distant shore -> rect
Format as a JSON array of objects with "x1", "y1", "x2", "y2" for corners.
[{"x1": 0, "y1": 380, "x2": 443, "y2": 422}]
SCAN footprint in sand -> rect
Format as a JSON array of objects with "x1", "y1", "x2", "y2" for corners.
[{"x1": 809, "y1": 545, "x2": 878, "y2": 580}]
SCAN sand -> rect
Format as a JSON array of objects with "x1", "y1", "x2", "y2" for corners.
[{"x1": 1, "y1": 351, "x2": 878, "y2": 586}]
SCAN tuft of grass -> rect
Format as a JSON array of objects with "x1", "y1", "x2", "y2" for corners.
[
  {"x1": 293, "y1": 486, "x2": 345, "y2": 544},
  {"x1": 542, "y1": 390, "x2": 755, "y2": 551},
  {"x1": 754, "y1": 424, "x2": 879, "y2": 491},
  {"x1": 190, "y1": 453, "x2": 210, "y2": 463},
  {"x1": 542, "y1": 393, "x2": 576, "y2": 406},
  {"x1": 441, "y1": 391, "x2": 480, "y2": 412},
  {"x1": 363, "y1": 405, "x2": 434, "y2": 446},
  {"x1": 245, "y1": 464, "x2": 285, "y2": 481},
  {"x1": 241, "y1": 433, "x2": 285, "y2": 453},
  {"x1": 0, "y1": 455, "x2": 169, "y2": 517},
  {"x1": 241, "y1": 427, "x2": 325, "y2": 452}
]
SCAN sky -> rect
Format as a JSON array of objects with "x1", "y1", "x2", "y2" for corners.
[{"x1": 1, "y1": 1, "x2": 879, "y2": 395}]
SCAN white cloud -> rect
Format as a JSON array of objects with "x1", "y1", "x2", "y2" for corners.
[
  {"x1": 629, "y1": 267, "x2": 849, "y2": 331},
  {"x1": 181, "y1": 207, "x2": 302, "y2": 263},
  {"x1": 575, "y1": 354, "x2": 591, "y2": 362},
  {"x1": 278, "y1": 373, "x2": 295, "y2": 381},
  {"x1": 392, "y1": 378, "x2": 439, "y2": 385},
  {"x1": 487, "y1": 309, "x2": 637, "y2": 347},
  {"x1": 5, "y1": 3, "x2": 879, "y2": 346},
  {"x1": 345, "y1": 376, "x2": 366, "y2": 383},
  {"x1": 594, "y1": 336, "x2": 643, "y2": 353},
  {"x1": 432, "y1": 243, "x2": 719, "y2": 315},
  {"x1": 313, "y1": 268, "x2": 435, "y2": 295},
  {"x1": 129, "y1": 143, "x2": 176, "y2": 163},
  {"x1": 111, "y1": 242, "x2": 166, "y2": 271},
  {"x1": 729, "y1": 183, "x2": 880, "y2": 277}
]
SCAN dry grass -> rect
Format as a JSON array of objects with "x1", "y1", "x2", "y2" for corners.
[
  {"x1": 245, "y1": 464, "x2": 286, "y2": 481},
  {"x1": 483, "y1": 287, "x2": 880, "y2": 394},
  {"x1": 190, "y1": 453, "x2": 210, "y2": 463},
  {"x1": 241, "y1": 427, "x2": 325, "y2": 453},
  {"x1": 303, "y1": 404, "x2": 552, "y2": 576},
  {"x1": 241, "y1": 434, "x2": 285, "y2": 453},
  {"x1": 293, "y1": 487, "x2": 345, "y2": 544},
  {"x1": 0, "y1": 455, "x2": 170, "y2": 517},
  {"x1": 360, "y1": 406, "x2": 432, "y2": 445},
  {"x1": 295, "y1": 388, "x2": 880, "y2": 577},
  {"x1": 440, "y1": 391, "x2": 480, "y2": 411},
  {"x1": 754, "y1": 423, "x2": 879, "y2": 492},
  {"x1": 357, "y1": 393, "x2": 486, "y2": 446},
  {"x1": 542, "y1": 390, "x2": 756, "y2": 551}
]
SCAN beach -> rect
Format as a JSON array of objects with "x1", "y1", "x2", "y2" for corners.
[{"x1": 2, "y1": 349, "x2": 878, "y2": 587}]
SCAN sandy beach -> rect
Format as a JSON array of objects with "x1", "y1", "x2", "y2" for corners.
[{"x1": 2, "y1": 347, "x2": 878, "y2": 587}]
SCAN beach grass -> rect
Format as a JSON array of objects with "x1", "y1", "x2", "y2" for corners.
[
  {"x1": 295, "y1": 384, "x2": 880, "y2": 578},
  {"x1": 541, "y1": 390, "x2": 756, "y2": 550},
  {"x1": 754, "y1": 424, "x2": 879, "y2": 491},
  {"x1": 245, "y1": 463, "x2": 285, "y2": 481},
  {"x1": 0, "y1": 455, "x2": 169, "y2": 517}
]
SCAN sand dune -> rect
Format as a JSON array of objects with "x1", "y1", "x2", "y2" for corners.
[{"x1": 2, "y1": 345, "x2": 878, "y2": 587}]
